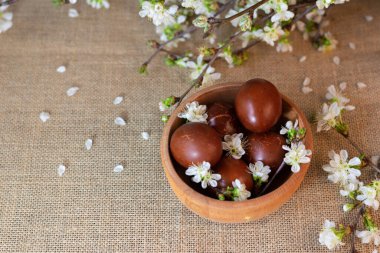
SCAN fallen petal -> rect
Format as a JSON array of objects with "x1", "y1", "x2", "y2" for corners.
[
  {"x1": 68, "y1": 8, "x2": 79, "y2": 18},
  {"x1": 39, "y1": 112, "x2": 50, "y2": 122},
  {"x1": 357, "y1": 82, "x2": 367, "y2": 89},
  {"x1": 56, "y1": 65, "x2": 66, "y2": 73},
  {"x1": 348, "y1": 42, "x2": 356, "y2": 50},
  {"x1": 113, "y1": 96, "x2": 123, "y2": 105},
  {"x1": 141, "y1": 132, "x2": 150, "y2": 140},
  {"x1": 302, "y1": 86, "x2": 313, "y2": 94},
  {"x1": 66, "y1": 86, "x2": 79, "y2": 96},
  {"x1": 85, "y1": 139, "x2": 93, "y2": 150},
  {"x1": 299, "y1": 55, "x2": 307, "y2": 63},
  {"x1": 303, "y1": 77, "x2": 311, "y2": 86},
  {"x1": 114, "y1": 117, "x2": 126, "y2": 126},
  {"x1": 333, "y1": 56, "x2": 340, "y2": 65},
  {"x1": 114, "y1": 164, "x2": 124, "y2": 173},
  {"x1": 58, "y1": 164, "x2": 66, "y2": 176}
]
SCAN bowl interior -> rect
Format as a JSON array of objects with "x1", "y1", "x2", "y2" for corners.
[{"x1": 167, "y1": 83, "x2": 306, "y2": 202}]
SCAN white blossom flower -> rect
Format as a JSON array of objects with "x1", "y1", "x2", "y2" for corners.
[
  {"x1": 186, "y1": 55, "x2": 221, "y2": 84},
  {"x1": 317, "y1": 102, "x2": 341, "y2": 132},
  {"x1": 271, "y1": 2, "x2": 294, "y2": 23},
  {"x1": 357, "y1": 185, "x2": 379, "y2": 210},
  {"x1": 185, "y1": 161, "x2": 221, "y2": 189},
  {"x1": 316, "y1": 0, "x2": 333, "y2": 10},
  {"x1": 0, "y1": 7, "x2": 13, "y2": 34},
  {"x1": 325, "y1": 85, "x2": 355, "y2": 111},
  {"x1": 280, "y1": 119, "x2": 298, "y2": 136},
  {"x1": 257, "y1": 24, "x2": 285, "y2": 46},
  {"x1": 248, "y1": 161, "x2": 271, "y2": 183},
  {"x1": 319, "y1": 220, "x2": 345, "y2": 250},
  {"x1": 356, "y1": 229, "x2": 380, "y2": 246},
  {"x1": 323, "y1": 150, "x2": 361, "y2": 194},
  {"x1": 222, "y1": 133, "x2": 245, "y2": 159},
  {"x1": 299, "y1": 55, "x2": 307, "y2": 62},
  {"x1": 139, "y1": 2, "x2": 177, "y2": 26},
  {"x1": 231, "y1": 179, "x2": 251, "y2": 201},
  {"x1": 306, "y1": 9, "x2": 325, "y2": 23},
  {"x1": 86, "y1": 0, "x2": 110, "y2": 9},
  {"x1": 276, "y1": 40, "x2": 293, "y2": 53},
  {"x1": 182, "y1": 0, "x2": 213, "y2": 16},
  {"x1": 178, "y1": 101, "x2": 207, "y2": 123},
  {"x1": 282, "y1": 141, "x2": 312, "y2": 173}
]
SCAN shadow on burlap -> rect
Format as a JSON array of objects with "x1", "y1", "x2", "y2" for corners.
[{"x1": 0, "y1": 0, "x2": 379, "y2": 252}]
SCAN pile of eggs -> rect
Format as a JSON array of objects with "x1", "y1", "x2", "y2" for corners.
[{"x1": 170, "y1": 78, "x2": 290, "y2": 201}]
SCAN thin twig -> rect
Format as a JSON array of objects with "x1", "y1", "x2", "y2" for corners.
[
  {"x1": 142, "y1": 26, "x2": 197, "y2": 66},
  {"x1": 350, "y1": 206, "x2": 365, "y2": 253},
  {"x1": 258, "y1": 161, "x2": 286, "y2": 196},
  {"x1": 210, "y1": 0, "x2": 270, "y2": 24}
]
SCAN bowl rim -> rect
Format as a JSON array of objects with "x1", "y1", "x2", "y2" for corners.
[{"x1": 160, "y1": 82, "x2": 314, "y2": 210}]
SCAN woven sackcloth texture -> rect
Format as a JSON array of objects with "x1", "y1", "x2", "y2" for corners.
[{"x1": 0, "y1": 0, "x2": 379, "y2": 252}]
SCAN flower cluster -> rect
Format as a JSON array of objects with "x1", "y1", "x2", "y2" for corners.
[
  {"x1": 280, "y1": 120, "x2": 311, "y2": 173},
  {"x1": 222, "y1": 133, "x2": 245, "y2": 159},
  {"x1": 178, "y1": 101, "x2": 208, "y2": 123},
  {"x1": 185, "y1": 161, "x2": 221, "y2": 189},
  {"x1": 248, "y1": 161, "x2": 271, "y2": 187},
  {"x1": 136, "y1": 0, "x2": 349, "y2": 111},
  {"x1": 318, "y1": 85, "x2": 380, "y2": 252},
  {"x1": 317, "y1": 83, "x2": 355, "y2": 135}
]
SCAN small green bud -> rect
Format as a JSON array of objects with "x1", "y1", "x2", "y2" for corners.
[
  {"x1": 161, "y1": 115, "x2": 169, "y2": 123},
  {"x1": 193, "y1": 15, "x2": 210, "y2": 32},
  {"x1": 239, "y1": 14, "x2": 253, "y2": 32},
  {"x1": 335, "y1": 121, "x2": 349, "y2": 137},
  {"x1": 138, "y1": 64, "x2": 147, "y2": 75},
  {"x1": 218, "y1": 194, "x2": 225, "y2": 201},
  {"x1": 147, "y1": 40, "x2": 160, "y2": 49},
  {"x1": 198, "y1": 46, "x2": 216, "y2": 57},
  {"x1": 363, "y1": 212, "x2": 378, "y2": 231},
  {"x1": 164, "y1": 56, "x2": 176, "y2": 67},
  {"x1": 343, "y1": 203, "x2": 355, "y2": 212}
]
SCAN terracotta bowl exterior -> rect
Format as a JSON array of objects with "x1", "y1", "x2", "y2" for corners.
[{"x1": 160, "y1": 82, "x2": 313, "y2": 223}]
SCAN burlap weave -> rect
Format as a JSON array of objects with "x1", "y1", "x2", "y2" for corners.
[{"x1": 0, "y1": 0, "x2": 379, "y2": 252}]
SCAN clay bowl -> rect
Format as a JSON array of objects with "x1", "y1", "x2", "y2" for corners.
[{"x1": 160, "y1": 82, "x2": 313, "y2": 223}]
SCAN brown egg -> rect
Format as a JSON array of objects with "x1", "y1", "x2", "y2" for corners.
[
  {"x1": 235, "y1": 78, "x2": 282, "y2": 133},
  {"x1": 246, "y1": 132, "x2": 286, "y2": 170},
  {"x1": 214, "y1": 157, "x2": 253, "y2": 191},
  {"x1": 207, "y1": 102, "x2": 240, "y2": 137},
  {"x1": 170, "y1": 122, "x2": 223, "y2": 168}
]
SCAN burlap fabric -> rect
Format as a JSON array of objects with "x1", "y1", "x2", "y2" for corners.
[{"x1": 0, "y1": 0, "x2": 379, "y2": 252}]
